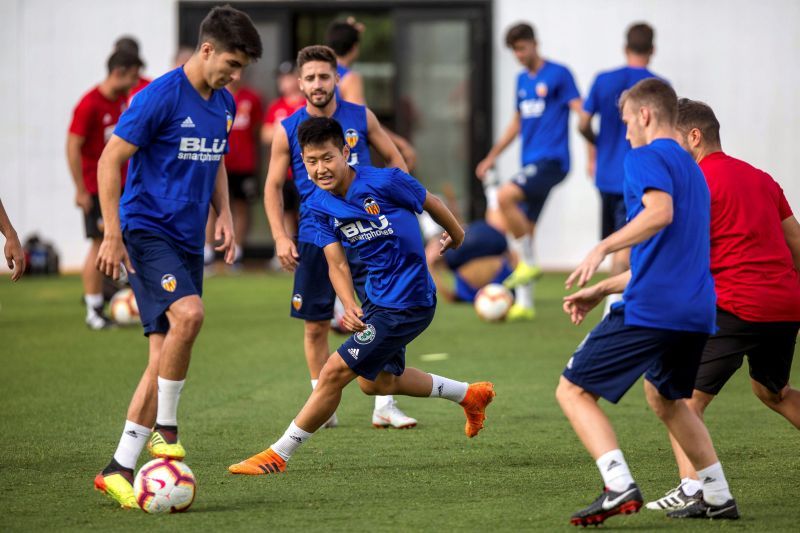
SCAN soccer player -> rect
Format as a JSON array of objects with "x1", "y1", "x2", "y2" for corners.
[
  {"x1": 325, "y1": 19, "x2": 417, "y2": 170},
  {"x1": 67, "y1": 49, "x2": 143, "y2": 329},
  {"x1": 644, "y1": 98, "x2": 800, "y2": 511},
  {"x1": 266, "y1": 45, "x2": 418, "y2": 429},
  {"x1": 92, "y1": 6, "x2": 262, "y2": 508},
  {"x1": 475, "y1": 22, "x2": 581, "y2": 320},
  {"x1": 557, "y1": 79, "x2": 738, "y2": 525},
  {"x1": 113, "y1": 36, "x2": 151, "y2": 103},
  {"x1": 0, "y1": 199, "x2": 25, "y2": 281},
  {"x1": 578, "y1": 23, "x2": 662, "y2": 314},
  {"x1": 229, "y1": 117, "x2": 495, "y2": 475}
]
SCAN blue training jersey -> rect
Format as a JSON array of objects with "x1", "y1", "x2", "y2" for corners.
[
  {"x1": 620, "y1": 138, "x2": 716, "y2": 333},
  {"x1": 308, "y1": 166, "x2": 435, "y2": 309},
  {"x1": 584, "y1": 66, "x2": 662, "y2": 194},
  {"x1": 516, "y1": 61, "x2": 580, "y2": 172},
  {"x1": 282, "y1": 99, "x2": 371, "y2": 244},
  {"x1": 115, "y1": 67, "x2": 235, "y2": 253}
]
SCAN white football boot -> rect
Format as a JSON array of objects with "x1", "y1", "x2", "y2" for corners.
[{"x1": 372, "y1": 399, "x2": 417, "y2": 429}]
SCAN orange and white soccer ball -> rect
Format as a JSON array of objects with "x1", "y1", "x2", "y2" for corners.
[
  {"x1": 109, "y1": 288, "x2": 140, "y2": 325},
  {"x1": 134, "y1": 458, "x2": 196, "y2": 514},
  {"x1": 474, "y1": 283, "x2": 514, "y2": 322}
]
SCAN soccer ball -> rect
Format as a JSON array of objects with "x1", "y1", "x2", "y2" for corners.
[
  {"x1": 474, "y1": 283, "x2": 514, "y2": 322},
  {"x1": 109, "y1": 288, "x2": 140, "y2": 325},
  {"x1": 134, "y1": 459, "x2": 196, "y2": 514}
]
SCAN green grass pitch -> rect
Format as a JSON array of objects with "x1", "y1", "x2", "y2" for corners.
[{"x1": 1, "y1": 273, "x2": 797, "y2": 531}]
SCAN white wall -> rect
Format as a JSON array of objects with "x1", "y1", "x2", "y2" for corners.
[
  {"x1": 2, "y1": 0, "x2": 799, "y2": 271},
  {"x1": 493, "y1": 0, "x2": 800, "y2": 269}
]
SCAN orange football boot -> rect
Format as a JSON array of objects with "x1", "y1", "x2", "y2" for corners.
[
  {"x1": 228, "y1": 448, "x2": 287, "y2": 475},
  {"x1": 460, "y1": 382, "x2": 495, "y2": 437}
]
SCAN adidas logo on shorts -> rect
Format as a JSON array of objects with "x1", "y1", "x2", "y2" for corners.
[{"x1": 348, "y1": 348, "x2": 360, "y2": 359}]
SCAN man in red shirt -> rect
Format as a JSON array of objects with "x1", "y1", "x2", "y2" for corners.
[
  {"x1": 67, "y1": 50, "x2": 142, "y2": 329},
  {"x1": 113, "y1": 36, "x2": 151, "y2": 103},
  {"x1": 646, "y1": 98, "x2": 800, "y2": 511}
]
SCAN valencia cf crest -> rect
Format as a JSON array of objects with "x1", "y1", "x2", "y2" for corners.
[
  {"x1": 292, "y1": 293, "x2": 303, "y2": 311},
  {"x1": 226, "y1": 110, "x2": 234, "y2": 133},
  {"x1": 161, "y1": 274, "x2": 177, "y2": 293},
  {"x1": 363, "y1": 197, "x2": 380, "y2": 215},
  {"x1": 345, "y1": 128, "x2": 359, "y2": 149},
  {"x1": 536, "y1": 82, "x2": 548, "y2": 98}
]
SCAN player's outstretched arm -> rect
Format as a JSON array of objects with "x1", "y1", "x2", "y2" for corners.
[
  {"x1": 566, "y1": 189, "x2": 672, "y2": 289},
  {"x1": 0, "y1": 199, "x2": 25, "y2": 281},
  {"x1": 476, "y1": 113, "x2": 520, "y2": 180},
  {"x1": 210, "y1": 163, "x2": 236, "y2": 264},
  {"x1": 365, "y1": 109, "x2": 408, "y2": 173},
  {"x1": 782, "y1": 215, "x2": 800, "y2": 270},
  {"x1": 264, "y1": 126, "x2": 299, "y2": 271},
  {"x1": 563, "y1": 270, "x2": 631, "y2": 325},
  {"x1": 423, "y1": 192, "x2": 465, "y2": 255},
  {"x1": 323, "y1": 242, "x2": 366, "y2": 332},
  {"x1": 96, "y1": 134, "x2": 138, "y2": 280}
]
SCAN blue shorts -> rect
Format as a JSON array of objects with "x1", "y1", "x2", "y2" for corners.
[
  {"x1": 510, "y1": 160, "x2": 567, "y2": 222},
  {"x1": 337, "y1": 302, "x2": 436, "y2": 381},
  {"x1": 124, "y1": 230, "x2": 203, "y2": 336},
  {"x1": 600, "y1": 192, "x2": 627, "y2": 239},
  {"x1": 291, "y1": 241, "x2": 368, "y2": 321},
  {"x1": 444, "y1": 220, "x2": 507, "y2": 271},
  {"x1": 454, "y1": 260, "x2": 514, "y2": 302},
  {"x1": 562, "y1": 306, "x2": 709, "y2": 403}
]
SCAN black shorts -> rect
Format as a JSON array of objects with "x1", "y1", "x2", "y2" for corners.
[
  {"x1": 228, "y1": 172, "x2": 259, "y2": 203},
  {"x1": 84, "y1": 194, "x2": 104, "y2": 239},
  {"x1": 695, "y1": 309, "x2": 799, "y2": 395},
  {"x1": 283, "y1": 179, "x2": 300, "y2": 212},
  {"x1": 600, "y1": 192, "x2": 626, "y2": 239}
]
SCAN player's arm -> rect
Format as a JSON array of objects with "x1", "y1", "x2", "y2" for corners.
[
  {"x1": 264, "y1": 125, "x2": 299, "y2": 271},
  {"x1": 567, "y1": 189, "x2": 672, "y2": 288},
  {"x1": 66, "y1": 133, "x2": 92, "y2": 213},
  {"x1": 425, "y1": 238, "x2": 456, "y2": 302},
  {"x1": 782, "y1": 215, "x2": 800, "y2": 270},
  {"x1": 423, "y1": 192, "x2": 465, "y2": 255},
  {"x1": 0, "y1": 198, "x2": 25, "y2": 281},
  {"x1": 365, "y1": 109, "x2": 407, "y2": 172},
  {"x1": 577, "y1": 109, "x2": 596, "y2": 145},
  {"x1": 323, "y1": 242, "x2": 366, "y2": 332},
  {"x1": 95, "y1": 134, "x2": 138, "y2": 280},
  {"x1": 210, "y1": 162, "x2": 235, "y2": 264},
  {"x1": 563, "y1": 270, "x2": 632, "y2": 325},
  {"x1": 339, "y1": 71, "x2": 366, "y2": 105},
  {"x1": 476, "y1": 112, "x2": 520, "y2": 180}
]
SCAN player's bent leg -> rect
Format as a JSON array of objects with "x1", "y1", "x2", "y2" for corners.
[
  {"x1": 360, "y1": 372, "x2": 423, "y2": 429},
  {"x1": 751, "y1": 381, "x2": 800, "y2": 429}
]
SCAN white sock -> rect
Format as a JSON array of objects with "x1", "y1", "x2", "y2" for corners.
[
  {"x1": 310, "y1": 379, "x2": 318, "y2": 389},
  {"x1": 374, "y1": 395, "x2": 393, "y2": 409},
  {"x1": 603, "y1": 293, "x2": 623, "y2": 317},
  {"x1": 429, "y1": 374, "x2": 468, "y2": 403},
  {"x1": 271, "y1": 420, "x2": 314, "y2": 461},
  {"x1": 596, "y1": 449, "x2": 635, "y2": 492},
  {"x1": 681, "y1": 476, "x2": 702, "y2": 496},
  {"x1": 233, "y1": 244, "x2": 243, "y2": 262},
  {"x1": 697, "y1": 462, "x2": 733, "y2": 505},
  {"x1": 512, "y1": 234, "x2": 536, "y2": 265},
  {"x1": 85, "y1": 293, "x2": 103, "y2": 316},
  {"x1": 514, "y1": 283, "x2": 534, "y2": 309},
  {"x1": 112, "y1": 420, "x2": 151, "y2": 470},
  {"x1": 156, "y1": 377, "x2": 185, "y2": 427},
  {"x1": 203, "y1": 243, "x2": 214, "y2": 264}
]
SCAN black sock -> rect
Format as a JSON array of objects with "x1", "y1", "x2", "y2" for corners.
[
  {"x1": 102, "y1": 458, "x2": 134, "y2": 481},
  {"x1": 154, "y1": 424, "x2": 179, "y2": 443}
]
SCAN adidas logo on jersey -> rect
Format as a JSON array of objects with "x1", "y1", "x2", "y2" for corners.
[
  {"x1": 348, "y1": 348, "x2": 360, "y2": 359},
  {"x1": 181, "y1": 116, "x2": 196, "y2": 128}
]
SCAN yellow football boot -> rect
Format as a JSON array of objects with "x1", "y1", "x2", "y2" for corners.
[{"x1": 502, "y1": 262, "x2": 542, "y2": 289}]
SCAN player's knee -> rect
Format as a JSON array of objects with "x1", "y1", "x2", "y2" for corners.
[
  {"x1": 171, "y1": 301, "x2": 205, "y2": 337},
  {"x1": 359, "y1": 374, "x2": 394, "y2": 395},
  {"x1": 752, "y1": 380, "x2": 785, "y2": 409},
  {"x1": 555, "y1": 376, "x2": 581, "y2": 406},
  {"x1": 305, "y1": 320, "x2": 329, "y2": 343},
  {"x1": 497, "y1": 185, "x2": 519, "y2": 208},
  {"x1": 358, "y1": 379, "x2": 381, "y2": 395}
]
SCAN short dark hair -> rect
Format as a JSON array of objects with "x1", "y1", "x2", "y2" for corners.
[
  {"x1": 505, "y1": 23, "x2": 535, "y2": 47},
  {"x1": 107, "y1": 50, "x2": 143, "y2": 75},
  {"x1": 198, "y1": 5, "x2": 262, "y2": 60},
  {"x1": 325, "y1": 21, "x2": 360, "y2": 57},
  {"x1": 298, "y1": 117, "x2": 345, "y2": 151},
  {"x1": 114, "y1": 36, "x2": 140, "y2": 55},
  {"x1": 626, "y1": 23, "x2": 654, "y2": 55},
  {"x1": 296, "y1": 45, "x2": 338, "y2": 72},
  {"x1": 619, "y1": 78, "x2": 677, "y2": 125},
  {"x1": 677, "y1": 98, "x2": 721, "y2": 145}
]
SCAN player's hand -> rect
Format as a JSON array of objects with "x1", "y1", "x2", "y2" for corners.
[
  {"x1": 565, "y1": 244, "x2": 607, "y2": 289},
  {"x1": 438, "y1": 229, "x2": 464, "y2": 255},
  {"x1": 96, "y1": 234, "x2": 135, "y2": 281},
  {"x1": 342, "y1": 305, "x2": 366, "y2": 332},
  {"x1": 75, "y1": 189, "x2": 92, "y2": 214},
  {"x1": 275, "y1": 236, "x2": 300, "y2": 272},
  {"x1": 4, "y1": 231, "x2": 25, "y2": 282},
  {"x1": 214, "y1": 212, "x2": 236, "y2": 264},
  {"x1": 475, "y1": 156, "x2": 495, "y2": 181},
  {"x1": 563, "y1": 284, "x2": 605, "y2": 325}
]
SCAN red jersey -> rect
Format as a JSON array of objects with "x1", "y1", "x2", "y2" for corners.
[
  {"x1": 68, "y1": 86, "x2": 128, "y2": 194},
  {"x1": 225, "y1": 86, "x2": 263, "y2": 174},
  {"x1": 700, "y1": 151, "x2": 800, "y2": 322},
  {"x1": 264, "y1": 96, "x2": 305, "y2": 179}
]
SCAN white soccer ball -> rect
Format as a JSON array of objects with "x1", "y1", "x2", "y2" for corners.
[
  {"x1": 134, "y1": 458, "x2": 196, "y2": 514},
  {"x1": 109, "y1": 288, "x2": 140, "y2": 326},
  {"x1": 474, "y1": 283, "x2": 514, "y2": 322}
]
